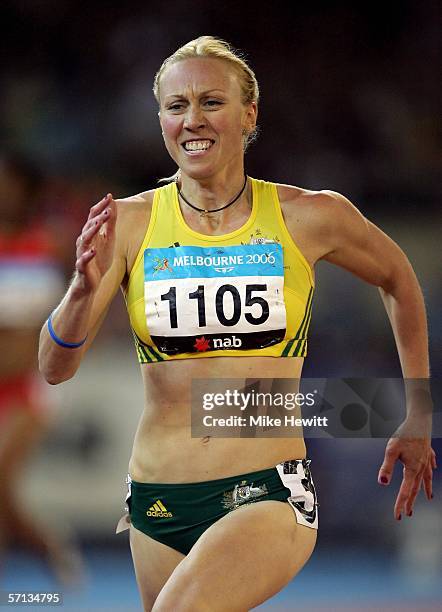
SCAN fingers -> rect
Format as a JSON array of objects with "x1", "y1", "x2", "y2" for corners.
[
  {"x1": 104, "y1": 196, "x2": 117, "y2": 236},
  {"x1": 378, "y1": 442, "x2": 400, "y2": 485},
  {"x1": 78, "y1": 199, "x2": 115, "y2": 250},
  {"x1": 87, "y1": 193, "x2": 113, "y2": 221},
  {"x1": 403, "y1": 449, "x2": 435, "y2": 515},
  {"x1": 77, "y1": 218, "x2": 101, "y2": 250},
  {"x1": 382, "y1": 442, "x2": 436, "y2": 521},
  {"x1": 404, "y1": 471, "x2": 423, "y2": 516},
  {"x1": 394, "y1": 466, "x2": 419, "y2": 520},
  {"x1": 75, "y1": 246, "x2": 96, "y2": 274},
  {"x1": 395, "y1": 449, "x2": 435, "y2": 518},
  {"x1": 422, "y1": 460, "x2": 433, "y2": 501}
]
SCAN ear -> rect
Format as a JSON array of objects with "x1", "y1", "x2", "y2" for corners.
[{"x1": 243, "y1": 102, "x2": 258, "y2": 133}]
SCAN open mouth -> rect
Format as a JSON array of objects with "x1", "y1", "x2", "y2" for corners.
[{"x1": 182, "y1": 139, "x2": 215, "y2": 153}]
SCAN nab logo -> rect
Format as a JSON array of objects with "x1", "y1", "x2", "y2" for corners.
[{"x1": 213, "y1": 336, "x2": 242, "y2": 349}]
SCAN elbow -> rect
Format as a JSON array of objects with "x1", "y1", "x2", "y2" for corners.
[
  {"x1": 380, "y1": 247, "x2": 416, "y2": 296},
  {"x1": 39, "y1": 366, "x2": 74, "y2": 386},
  {"x1": 380, "y1": 266, "x2": 415, "y2": 300},
  {"x1": 44, "y1": 372, "x2": 71, "y2": 386},
  {"x1": 38, "y1": 354, "x2": 76, "y2": 385},
  {"x1": 378, "y1": 264, "x2": 398, "y2": 295},
  {"x1": 38, "y1": 331, "x2": 79, "y2": 385}
]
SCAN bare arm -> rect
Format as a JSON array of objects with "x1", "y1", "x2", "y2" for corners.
[
  {"x1": 308, "y1": 190, "x2": 435, "y2": 519},
  {"x1": 38, "y1": 193, "x2": 125, "y2": 384},
  {"x1": 319, "y1": 191, "x2": 430, "y2": 379}
]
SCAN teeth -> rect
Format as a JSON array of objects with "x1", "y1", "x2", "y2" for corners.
[{"x1": 184, "y1": 140, "x2": 213, "y2": 151}]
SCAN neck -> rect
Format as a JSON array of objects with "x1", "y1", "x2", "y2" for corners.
[{"x1": 178, "y1": 169, "x2": 246, "y2": 213}]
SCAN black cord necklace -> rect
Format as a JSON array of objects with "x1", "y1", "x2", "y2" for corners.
[{"x1": 176, "y1": 175, "x2": 248, "y2": 218}]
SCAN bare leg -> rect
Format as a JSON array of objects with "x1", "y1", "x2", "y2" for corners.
[
  {"x1": 129, "y1": 525, "x2": 185, "y2": 611},
  {"x1": 152, "y1": 500, "x2": 317, "y2": 612}
]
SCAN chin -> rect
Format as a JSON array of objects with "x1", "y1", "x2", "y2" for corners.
[{"x1": 180, "y1": 162, "x2": 217, "y2": 181}]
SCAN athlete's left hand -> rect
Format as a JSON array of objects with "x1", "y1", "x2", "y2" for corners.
[{"x1": 378, "y1": 433, "x2": 436, "y2": 520}]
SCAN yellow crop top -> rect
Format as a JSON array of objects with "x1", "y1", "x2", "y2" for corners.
[{"x1": 125, "y1": 178, "x2": 314, "y2": 363}]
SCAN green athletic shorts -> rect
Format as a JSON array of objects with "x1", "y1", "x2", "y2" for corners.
[{"x1": 116, "y1": 459, "x2": 318, "y2": 555}]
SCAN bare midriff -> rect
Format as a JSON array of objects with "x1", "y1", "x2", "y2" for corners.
[{"x1": 128, "y1": 355, "x2": 306, "y2": 483}]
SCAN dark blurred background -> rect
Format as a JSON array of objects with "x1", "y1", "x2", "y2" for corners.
[
  {"x1": 2, "y1": 1, "x2": 441, "y2": 202},
  {"x1": 1, "y1": 1, "x2": 441, "y2": 610}
]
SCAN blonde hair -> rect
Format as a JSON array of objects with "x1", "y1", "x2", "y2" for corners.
[{"x1": 154, "y1": 36, "x2": 259, "y2": 182}]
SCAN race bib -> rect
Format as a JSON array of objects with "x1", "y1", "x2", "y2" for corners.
[{"x1": 144, "y1": 244, "x2": 286, "y2": 354}]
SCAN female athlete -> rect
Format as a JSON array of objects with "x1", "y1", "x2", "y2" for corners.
[{"x1": 38, "y1": 37, "x2": 436, "y2": 611}]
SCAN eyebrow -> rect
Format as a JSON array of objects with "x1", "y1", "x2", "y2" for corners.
[{"x1": 164, "y1": 89, "x2": 226, "y2": 101}]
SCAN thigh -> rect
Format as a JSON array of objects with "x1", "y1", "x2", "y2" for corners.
[
  {"x1": 129, "y1": 524, "x2": 185, "y2": 611},
  {"x1": 152, "y1": 500, "x2": 317, "y2": 612}
]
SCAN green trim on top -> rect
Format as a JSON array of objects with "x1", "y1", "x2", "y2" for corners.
[
  {"x1": 131, "y1": 328, "x2": 166, "y2": 363},
  {"x1": 145, "y1": 343, "x2": 164, "y2": 362},
  {"x1": 281, "y1": 338, "x2": 296, "y2": 358},
  {"x1": 293, "y1": 286, "x2": 313, "y2": 340},
  {"x1": 280, "y1": 286, "x2": 313, "y2": 358},
  {"x1": 291, "y1": 338, "x2": 307, "y2": 357}
]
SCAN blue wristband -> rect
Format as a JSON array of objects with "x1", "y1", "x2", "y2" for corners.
[{"x1": 47, "y1": 313, "x2": 88, "y2": 349}]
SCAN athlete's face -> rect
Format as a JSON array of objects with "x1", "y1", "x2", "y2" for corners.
[{"x1": 158, "y1": 58, "x2": 256, "y2": 180}]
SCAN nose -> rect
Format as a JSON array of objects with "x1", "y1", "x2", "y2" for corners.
[{"x1": 183, "y1": 105, "x2": 206, "y2": 131}]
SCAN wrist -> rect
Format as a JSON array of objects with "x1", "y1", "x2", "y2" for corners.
[
  {"x1": 397, "y1": 414, "x2": 432, "y2": 440},
  {"x1": 47, "y1": 313, "x2": 88, "y2": 349},
  {"x1": 70, "y1": 273, "x2": 98, "y2": 300}
]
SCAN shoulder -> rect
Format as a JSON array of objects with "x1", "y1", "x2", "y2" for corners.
[
  {"x1": 115, "y1": 189, "x2": 156, "y2": 224},
  {"x1": 113, "y1": 189, "x2": 157, "y2": 274},
  {"x1": 114, "y1": 188, "x2": 158, "y2": 241},
  {"x1": 274, "y1": 183, "x2": 369, "y2": 263},
  {"x1": 276, "y1": 183, "x2": 358, "y2": 218}
]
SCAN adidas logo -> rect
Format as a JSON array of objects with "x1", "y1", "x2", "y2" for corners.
[{"x1": 146, "y1": 500, "x2": 173, "y2": 518}]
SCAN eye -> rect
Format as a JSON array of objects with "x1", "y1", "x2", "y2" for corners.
[
  {"x1": 167, "y1": 103, "x2": 184, "y2": 111},
  {"x1": 204, "y1": 100, "x2": 222, "y2": 108}
]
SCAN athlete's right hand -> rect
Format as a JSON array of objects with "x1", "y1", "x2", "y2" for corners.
[{"x1": 73, "y1": 193, "x2": 117, "y2": 293}]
